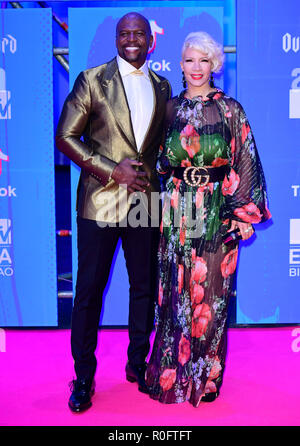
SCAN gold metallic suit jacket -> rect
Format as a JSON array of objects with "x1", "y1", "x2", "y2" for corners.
[{"x1": 55, "y1": 57, "x2": 171, "y2": 223}]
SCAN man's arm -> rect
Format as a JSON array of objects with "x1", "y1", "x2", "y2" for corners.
[
  {"x1": 55, "y1": 71, "x2": 117, "y2": 185},
  {"x1": 56, "y1": 71, "x2": 148, "y2": 191}
]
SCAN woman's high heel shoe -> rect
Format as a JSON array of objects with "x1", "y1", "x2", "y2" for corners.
[{"x1": 201, "y1": 391, "x2": 219, "y2": 402}]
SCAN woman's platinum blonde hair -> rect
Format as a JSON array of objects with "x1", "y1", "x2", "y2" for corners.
[{"x1": 181, "y1": 31, "x2": 224, "y2": 73}]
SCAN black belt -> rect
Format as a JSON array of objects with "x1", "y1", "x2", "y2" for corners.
[{"x1": 172, "y1": 165, "x2": 229, "y2": 187}]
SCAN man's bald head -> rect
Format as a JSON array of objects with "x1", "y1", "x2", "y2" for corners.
[{"x1": 116, "y1": 12, "x2": 151, "y2": 36}]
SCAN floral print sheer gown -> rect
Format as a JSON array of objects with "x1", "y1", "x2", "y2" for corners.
[{"x1": 146, "y1": 90, "x2": 271, "y2": 407}]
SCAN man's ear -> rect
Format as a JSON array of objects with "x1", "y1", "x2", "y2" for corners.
[{"x1": 149, "y1": 34, "x2": 154, "y2": 50}]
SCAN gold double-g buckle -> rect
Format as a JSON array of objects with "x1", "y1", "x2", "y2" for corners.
[{"x1": 183, "y1": 166, "x2": 210, "y2": 187}]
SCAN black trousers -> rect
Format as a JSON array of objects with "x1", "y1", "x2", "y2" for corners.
[{"x1": 71, "y1": 215, "x2": 159, "y2": 380}]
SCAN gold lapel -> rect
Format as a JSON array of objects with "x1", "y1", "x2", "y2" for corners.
[{"x1": 99, "y1": 58, "x2": 137, "y2": 150}]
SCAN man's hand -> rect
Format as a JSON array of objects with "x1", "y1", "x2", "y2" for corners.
[
  {"x1": 111, "y1": 158, "x2": 150, "y2": 194},
  {"x1": 227, "y1": 219, "x2": 254, "y2": 240}
]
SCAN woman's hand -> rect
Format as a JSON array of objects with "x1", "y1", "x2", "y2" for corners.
[{"x1": 228, "y1": 220, "x2": 254, "y2": 240}]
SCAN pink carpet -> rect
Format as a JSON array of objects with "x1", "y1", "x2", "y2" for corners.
[{"x1": 0, "y1": 327, "x2": 299, "y2": 426}]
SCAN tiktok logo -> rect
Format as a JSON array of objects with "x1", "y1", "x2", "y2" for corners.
[
  {"x1": 148, "y1": 20, "x2": 164, "y2": 54},
  {"x1": 0, "y1": 149, "x2": 9, "y2": 175},
  {"x1": 147, "y1": 20, "x2": 171, "y2": 72},
  {"x1": 0, "y1": 148, "x2": 17, "y2": 198}
]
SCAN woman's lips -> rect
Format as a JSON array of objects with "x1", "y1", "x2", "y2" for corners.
[{"x1": 191, "y1": 74, "x2": 203, "y2": 80}]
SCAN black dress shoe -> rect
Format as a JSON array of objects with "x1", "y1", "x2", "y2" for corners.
[
  {"x1": 68, "y1": 378, "x2": 95, "y2": 413},
  {"x1": 201, "y1": 391, "x2": 219, "y2": 402},
  {"x1": 125, "y1": 362, "x2": 149, "y2": 394}
]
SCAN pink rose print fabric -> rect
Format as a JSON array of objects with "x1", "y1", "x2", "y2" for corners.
[{"x1": 146, "y1": 90, "x2": 271, "y2": 407}]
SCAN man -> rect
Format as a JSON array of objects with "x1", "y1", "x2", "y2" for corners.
[{"x1": 55, "y1": 12, "x2": 171, "y2": 413}]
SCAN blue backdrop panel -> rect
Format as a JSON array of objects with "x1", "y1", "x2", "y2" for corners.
[
  {"x1": 68, "y1": 4, "x2": 224, "y2": 325},
  {"x1": 236, "y1": 0, "x2": 300, "y2": 323},
  {"x1": 0, "y1": 9, "x2": 57, "y2": 326}
]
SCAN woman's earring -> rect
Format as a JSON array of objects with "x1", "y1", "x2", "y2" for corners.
[
  {"x1": 209, "y1": 72, "x2": 215, "y2": 88},
  {"x1": 182, "y1": 71, "x2": 187, "y2": 88}
]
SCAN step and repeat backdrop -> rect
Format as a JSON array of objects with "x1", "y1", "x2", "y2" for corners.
[
  {"x1": 236, "y1": 0, "x2": 300, "y2": 323},
  {"x1": 0, "y1": 9, "x2": 57, "y2": 326},
  {"x1": 0, "y1": 1, "x2": 299, "y2": 326},
  {"x1": 68, "y1": 4, "x2": 224, "y2": 326}
]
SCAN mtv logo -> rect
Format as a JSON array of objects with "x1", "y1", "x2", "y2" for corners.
[
  {"x1": 290, "y1": 219, "x2": 300, "y2": 244},
  {"x1": 289, "y1": 89, "x2": 300, "y2": 119},
  {"x1": 0, "y1": 219, "x2": 12, "y2": 245}
]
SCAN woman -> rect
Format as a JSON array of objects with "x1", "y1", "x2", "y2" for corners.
[{"x1": 146, "y1": 32, "x2": 271, "y2": 407}]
